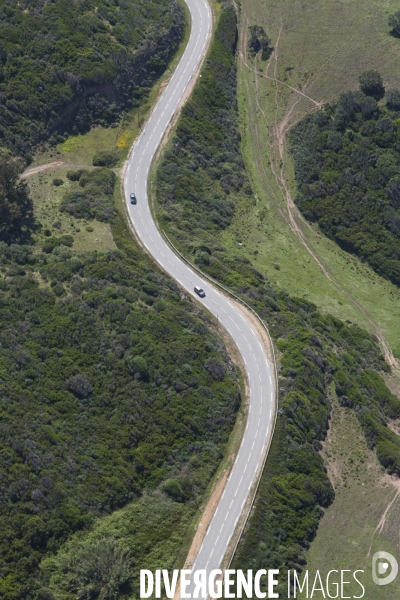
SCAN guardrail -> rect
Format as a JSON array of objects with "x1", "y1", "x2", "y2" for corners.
[{"x1": 160, "y1": 228, "x2": 279, "y2": 566}]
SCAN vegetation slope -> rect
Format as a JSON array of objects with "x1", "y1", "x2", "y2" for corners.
[
  {"x1": 0, "y1": 1, "x2": 245, "y2": 599},
  {"x1": 290, "y1": 75, "x2": 400, "y2": 288},
  {"x1": 0, "y1": 217, "x2": 240, "y2": 599},
  {"x1": 229, "y1": 0, "x2": 400, "y2": 590},
  {"x1": 154, "y1": 1, "x2": 400, "y2": 593},
  {"x1": 0, "y1": 0, "x2": 184, "y2": 157},
  {"x1": 226, "y1": 0, "x2": 400, "y2": 362}
]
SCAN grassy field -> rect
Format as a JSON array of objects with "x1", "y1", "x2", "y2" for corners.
[
  {"x1": 233, "y1": 0, "x2": 400, "y2": 359},
  {"x1": 297, "y1": 392, "x2": 400, "y2": 599}
]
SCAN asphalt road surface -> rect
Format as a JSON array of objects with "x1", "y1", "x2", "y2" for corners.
[{"x1": 124, "y1": 0, "x2": 275, "y2": 595}]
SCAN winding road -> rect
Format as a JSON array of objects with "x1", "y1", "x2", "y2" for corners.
[{"x1": 124, "y1": 0, "x2": 275, "y2": 594}]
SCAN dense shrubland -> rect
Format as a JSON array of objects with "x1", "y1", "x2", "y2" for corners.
[
  {"x1": 0, "y1": 0, "x2": 185, "y2": 242},
  {"x1": 0, "y1": 29, "x2": 242, "y2": 589},
  {"x1": 155, "y1": 6, "x2": 400, "y2": 587},
  {"x1": 1, "y1": 0, "x2": 400, "y2": 595},
  {"x1": 232, "y1": 288, "x2": 399, "y2": 596},
  {"x1": 0, "y1": 0, "x2": 184, "y2": 156},
  {"x1": 0, "y1": 144, "x2": 241, "y2": 595},
  {"x1": 0, "y1": 1, "x2": 245, "y2": 598},
  {"x1": 289, "y1": 72, "x2": 400, "y2": 287},
  {"x1": 0, "y1": 233, "x2": 240, "y2": 598},
  {"x1": 156, "y1": 5, "x2": 252, "y2": 242},
  {"x1": 45, "y1": 538, "x2": 132, "y2": 599},
  {"x1": 41, "y1": 492, "x2": 196, "y2": 600}
]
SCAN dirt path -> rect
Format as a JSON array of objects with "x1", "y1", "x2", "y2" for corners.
[
  {"x1": 21, "y1": 161, "x2": 64, "y2": 179},
  {"x1": 367, "y1": 487, "x2": 400, "y2": 558},
  {"x1": 239, "y1": 9, "x2": 398, "y2": 368},
  {"x1": 365, "y1": 473, "x2": 400, "y2": 564},
  {"x1": 242, "y1": 57, "x2": 320, "y2": 107}
]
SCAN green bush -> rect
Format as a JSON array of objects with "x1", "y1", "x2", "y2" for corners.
[
  {"x1": 389, "y1": 10, "x2": 400, "y2": 37},
  {"x1": 35, "y1": 589, "x2": 56, "y2": 600},
  {"x1": 128, "y1": 355, "x2": 149, "y2": 380},
  {"x1": 162, "y1": 479, "x2": 185, "y2": 502},
  {"x1": 53, "y1": 539, "x2": 132, "y2": 600},
  {"x1": 42, "y1": 234, "x2": 74, "y2": 253},
  {"x1": 386, "y1": 88, "x2": 400, "y2": 110},
  {"x1": 358, "y1": 69, "x2": 385, "y2": 99},
  {"x1": 67, "y1": 169, "x2": 89, "y2": 182},
  {"x1": 41, "y1": 494, "x2": 194, "y2": 599},
  {"x1": 248, "y1": 25, "x2": 273, "y2": 60},
  {"x1": 93, "y1": 149, "x2": 120, "y2": 167},
  {"x1": 61, "y1": 168, "x2": 116, "y2": 222}
]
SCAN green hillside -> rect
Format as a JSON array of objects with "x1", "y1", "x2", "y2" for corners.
[
  {"x1": 154, "y1": 2, "x2": 400, "y2": 590},
  {"x1": 0, "y1": 195, "x2": 241, "y2": 599},
  {"x1": 0, "y1": 1, "x2": 246, "y2": 598},
  {"x1": 0, "y1": 0, "x2": 184, "y2": 156}
]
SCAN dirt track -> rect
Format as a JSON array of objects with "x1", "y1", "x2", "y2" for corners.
[
  {"x1": 239, "y1": 10, "x2": 398, "y2": 369},
  {"x1": 21, "y1": 161, "x2": 64, "y2": 179}
]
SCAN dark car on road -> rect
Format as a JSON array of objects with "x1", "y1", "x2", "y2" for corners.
[
  {"x1": 130, "y1": 193, "x2": 137, "y2": 205},
  {"x1": 194, "y1": 286, "x2": 206, "y2": 298}
]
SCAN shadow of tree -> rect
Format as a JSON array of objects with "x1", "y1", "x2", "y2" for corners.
[
  {"x1": 0, "y1": 155, "x2": 40, "y2": 244},
  {"x1": 389, "y1": 11, "x2": 400, "y2": 38}
]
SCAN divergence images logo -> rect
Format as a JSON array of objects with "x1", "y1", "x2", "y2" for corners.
[{"x1": 372, "y1": 551, "x2": 398, "y2": 586}]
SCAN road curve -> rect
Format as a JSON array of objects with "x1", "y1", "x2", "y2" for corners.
[{"x1": 124, "y1": 0, "x2": 275, "y2": 593}]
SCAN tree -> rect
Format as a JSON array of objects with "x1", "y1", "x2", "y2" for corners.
[
  {"x1": 66, "y1": 374, "x2": 93, "y2": 399},
  {"x1": 204, "y1": 357, "x2": 226, "y2": 380},
  {"x1": 389, "y1": 10, "x2": 400, "y2": 37},
  {"x1": 58, "y1": 539, "x2": 132, "y2": 600},
  {"x1": 0, "y1": 151, "x2": 35, "y2": 242},
  {"x1": 35, "y1": 590, "x2": 56, "y2": 600},
  {"x1": 386, "y1": 88, "x2": 400, "y2": 110},
  {"x1": 358, "y1": 70, "x2": 385, "y2": 99},
  {"x1": 248, "y1": 26, "x2": 273, "y2": 60},
  {"x1": 387, "y1": 176, "x2": 400, "y2": 208},
  {"x1": 129, "y1": 356, "x2": 148, "y2": 379},
  {"x1": 162, "y1": 478, "x2": 185, "y2": 502}
]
